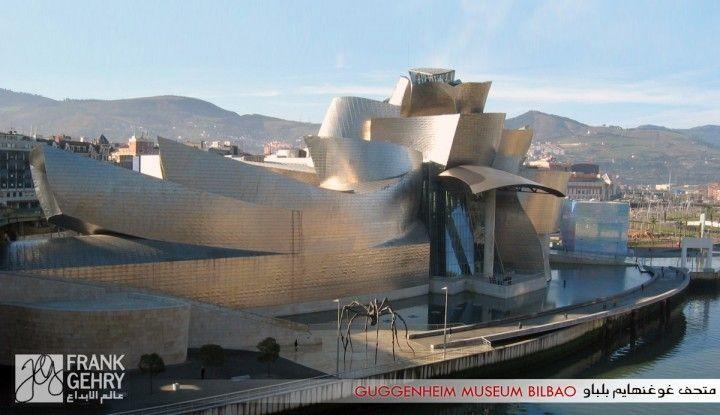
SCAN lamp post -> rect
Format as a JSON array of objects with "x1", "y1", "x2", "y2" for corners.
[
  {"x1": 333, "y1": 299, "x2": 340, "y2": 375},
  {"x1": 442, "y1": 286, "x2": 448, "y2": 356}
]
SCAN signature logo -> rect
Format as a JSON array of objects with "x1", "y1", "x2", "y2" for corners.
[{"x1": 15, "y1": 354, "x2": 64, "y2": 403}]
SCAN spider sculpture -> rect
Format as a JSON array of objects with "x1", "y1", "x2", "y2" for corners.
[{"x1": 339, "y1": 297, "x2": 415, "y2": 364}]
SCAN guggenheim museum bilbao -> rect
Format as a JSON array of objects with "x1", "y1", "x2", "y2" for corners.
[{"x1": 3, "y1": 68, "x2": 570, "y2": 322}]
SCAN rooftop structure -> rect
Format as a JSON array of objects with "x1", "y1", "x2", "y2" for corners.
[
  {"x1": 566, "y1": 162, "x2": 620, "y2": 201},
  {"x1": 408, "y1": 68, "x2": 456, "y2": 84}
]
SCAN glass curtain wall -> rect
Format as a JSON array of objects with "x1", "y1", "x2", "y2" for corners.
[{"x1": 426, "y1": 173, "x2": 486, "y2": 278}]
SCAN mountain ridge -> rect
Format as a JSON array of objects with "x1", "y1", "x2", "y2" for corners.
[
  {"x1": 0, "y1": 89, "x2": 318, "y2": 152},
  {"x1": 1, "y1": 88, "x2": 719, "y2": 184}
]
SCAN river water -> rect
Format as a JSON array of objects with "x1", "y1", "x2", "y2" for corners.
[
  {"x1": 303, "y1": 260, "x2": 720, "y2": 415},
  {"x1": 285, "y1": 265, "x2": 651, "y2": 330}
]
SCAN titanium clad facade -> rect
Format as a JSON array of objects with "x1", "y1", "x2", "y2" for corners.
[
  {"x1": 401, "y1": 82, "x2": 492, "y2": 117},
  {"x1": 439, "y1": 165, "x2": 564, "y2": 196},
  {"x1": 4, "y1": 230, "x2": 429, "y2": 312},
  {"x1": 519, "y1": 168, "x2": 571, "y2": 234},
  {"x1": 32, "y1": 145, "x2": 422, "y2": 255},
  {"x1": 158, "y1": 136, "x2": 424, "y2": 249},
  {"x1": 493, "y1": 128, "x2": 534, "y2": 174},
  {"x1": 388, "y1": 76, "x2": 411, "y2": 106},
  {"x1": 318, "y1": 96, "x2": 400, "y2": 139},
  {"x1": 229, "y1": 159, "x2": 320, "y2": 186},
  {"x1": 159, "y1": 136, "x2": 332, "y2": 205},
  {"x1": 495, "y1": 192, "x2": 546, "y2": 275},
  {"x1": 305, "y1": 135, "x2": 422, "y2": 186},
  {"x1": 19, "y1": 67, "x2": 568, "y2": 307},
  {"x1": 366, "y1": 113, "x2": 505, "y2": 168},
  {"x1": 32, "y1": 145, "x2": 297, "y2": 253}
]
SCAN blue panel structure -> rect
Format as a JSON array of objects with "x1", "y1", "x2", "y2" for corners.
[{"x1": 560, "y1": 200, "x2": 630, "y2": 256}]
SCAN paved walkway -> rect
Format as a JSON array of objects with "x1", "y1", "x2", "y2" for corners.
[{"x1": 282, "y1": 267, "x2": 686, "y2": 378}]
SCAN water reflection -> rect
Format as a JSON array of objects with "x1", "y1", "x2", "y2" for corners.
[
  {"x1": 427, "y1": 265, "x2": 649, "y2": 326},
  {"x1": 287, "y1": 260, "x2": 720, "y2": 415},
  {"x1": 286, "y1": 265, "x2": 650, "y2": 330}
]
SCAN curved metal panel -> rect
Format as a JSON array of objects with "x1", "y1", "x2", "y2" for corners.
[
  {"x1": 366, "y1": 113, "x2": 504, "y2": 168},
  {"x1": 401, "y1": 81, "x2": 492, "y2": 117},
  {"x1": 401, "y1": 82, "x2": 456, "y2": 117},
  {"x1": 2, "y1": 234, "x2": 260, "y2": 270},
  {"x1": 495, "y1": 191, "x2": 546, "y2": 274},
  {"x1": 305, "y1": 135, "x2": 422, "y2": 187},
  {"x1": 158, "y1": 138, "x2": 425, "y2": 249},
  {"x1": 32, "y1": 141, "x2": 424, "y2": 254},
  {"x1": 159, "y1": 137, "x2": 330, "y2": 207},
  {"x1": 388, "y1": 76, "x2": 411, "y2": 107},
  {"x1": 239, "y1": 159, "x2": 320, "y2": 186},
  {"x1": 519, "y1": 168, "x2": 571, "y2": 234},
  {"x1": 493, "y1": 128, "x2": 533, "y2": 174},
  {"x1": 455, "y1": 82, "x2": 493, "y2": 114},
  {"x1": 318, "y1": 96, "x2": 399, "y2": 139},
  {"x1": 365, "y1": 113, "x2": 459, "y2": 165},
  {"x1": 439, "y1": 165, "x2": 565, "y2": 197},
  {"x1": 449, "y1": 113, "x2": 504, "y2": 167},
  {"x1": 31, "y1": 145, "x2": 298, "y2": 253}
]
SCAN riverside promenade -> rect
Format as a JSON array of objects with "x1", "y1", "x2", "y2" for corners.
[{"x1": 109, "y1": 266, "x2": 688, "y2": 415}]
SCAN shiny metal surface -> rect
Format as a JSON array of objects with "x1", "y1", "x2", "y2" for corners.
[
  {"x1": 22, "y1": 66, "x2": 576, "y2": 306},
  {"x1": 318, "y1": 96, "x2": 399, "y2": 139},
  {"x1": 2, "y1": 234, "x2": 257, "y2": 270},
  {"x1": 32, "y1": 145, "x2": 297, "y2": 253},
  {"x1": 305, "y1": 135, "x2": 421, "y2": 187},
  {"x1": 366, "y1": 113, "x2": 505, "y2": 168},
  {"x1": 159, "y1": 137, "x2": 422, "y2": 241},
  {"x1": 493, "y1": 128, "x2": 533, "y2": 174},
  {"x1": 6, "y1": 228, "x2": 430, "y2": 310},
  {"x1": 32, "y1": 145, "x2": 424, "y2": 255},
  {"x1": 519, "y1": 168, "x2": 571, "y2": 234},
  {"x1": 159, "y1": 136, "x2": 329, "y2": 206},
  {"x1": 495, "y1": 191, "x2": 546, "y2": 274},
  {"x1": 438, "y1": 165, "x2": 565, "y2": 197},
  {"x1": 401, "y1": 81, "x2": 492, "y2": 117},
  {"x1": 238, "y1": 159, "x2": 320, "y2": 185},
  {"x1": 388, "y1": 76, "x2": 411, "y2": 106}
]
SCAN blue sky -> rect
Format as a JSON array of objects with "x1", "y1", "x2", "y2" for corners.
[{"x1": 2, "y1": 0, "x2": 719, "y2": 127}]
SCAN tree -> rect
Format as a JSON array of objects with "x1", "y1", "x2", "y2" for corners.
[
  {"x1": 199, "y1": 344, "x2": 225, "y2": 379},
  {"x1": 138, "y1": 353, "x2": 165, "y2": 394},
  {"x1": 256, "y1": 337, "x2": 280, "y2": 376}
]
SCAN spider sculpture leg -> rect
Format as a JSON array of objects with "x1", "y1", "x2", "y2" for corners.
[
  {"x1": 343, "y1": 312, "x2": 362, "y2": 360},
  {"x1": 340, "y1": 303, "x2": 361, "y2": 354},
  {"x1": 374, "y1": 314, "x2": 381, "y2": 364},
  {"x1": 389, "y1": 306, "x2": 415, "y2": 356},
  {"x1": 389, "y1": 312, "x2": 397, "y2": 359}
]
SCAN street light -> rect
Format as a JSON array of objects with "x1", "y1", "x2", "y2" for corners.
[
  {"x1": 333, "y1": 299, "x2": 340, "y2": 375},
  {"x1": 442, "y1": 286, "x2": 448, "y2": 356}
]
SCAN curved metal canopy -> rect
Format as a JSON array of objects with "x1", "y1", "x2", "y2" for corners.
[{"x1": 439, "y1": 165, "x2": 565, "y2": 197}]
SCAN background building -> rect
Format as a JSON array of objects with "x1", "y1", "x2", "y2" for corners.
[
  {"x1": 707, "y1": 182, "x2": 720, "y2": 203},
  {"x1": 566, "y1": 163, "x2": 620, "y2": 200},
  {"x1": 110, "y1": 133, "x2": 158, "y2": 169},
  {"x1": 0, "y1": 132, "x2": 38, "y2": 211}
]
